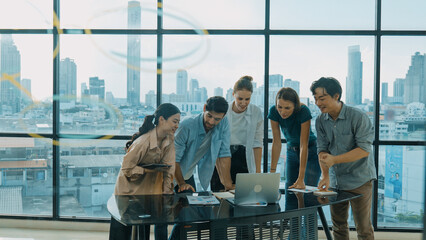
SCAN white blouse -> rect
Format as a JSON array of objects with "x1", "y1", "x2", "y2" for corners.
[{"x1": 228, "y1": 101, "x2": 264, "y2": 173}]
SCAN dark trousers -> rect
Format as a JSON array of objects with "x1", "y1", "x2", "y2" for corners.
[
  {"x1": 109, "y1": 215, "x2": 168, "y2": 240},
  {"x1": 169, "y1": 177, "x2": 198, "y2": 240},
  {"x1": 211, "y1": 145, "x2": 248, "y2": 192}
]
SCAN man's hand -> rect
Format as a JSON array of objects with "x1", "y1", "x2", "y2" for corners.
[
  {"x1": 318, "y1": 176, "x2": 330, "y2": 192},
  {"x1": 178, "y1": 183, "x2": 195, "y2": 192},
  {"x1": 289, "y1": 178, "x2": 306, "y2": 189},
  {"x1": 319, "y1": 153, "x2": 336, "y2": 168}
]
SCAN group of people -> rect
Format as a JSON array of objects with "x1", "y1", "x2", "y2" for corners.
[{"x1": 110, "y1": 76, "x2": 376, "y2": 240}]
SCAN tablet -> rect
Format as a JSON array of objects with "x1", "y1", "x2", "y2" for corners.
[{"x1": 141, "y1": 163, "x2": 172, "y2": 169}]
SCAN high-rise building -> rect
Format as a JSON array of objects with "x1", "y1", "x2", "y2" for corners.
[
  {"x1": 176, "y1": 70, "x2": 188, "y2": 96},
  {"x1": 127, "y1": 1, "x2": 141, "y2": 106},
  {"x1": 59, "y1": 58, "x2": 77, "y2": 101},
  {"x1": 403, "y1": 52, "x2": 425, "y2": 104},
  {"x1": 393, "y1": 78, "x2": 404, "y2": 97},
  {"x1": 226, "y1": 88, "x2": 234, "y2": 102},
  {"x1": 269, "y1": 74, "x2": 283, "y2": 88},
  {"x1": 199, "y1": 87, "x2": 208, "y2": 103},
  {"x1": 214, "y1": 87, "x2": 223, "y2": 97},
  {"x1": 0, "y1": 35, "x2": 21, "y2": 114},
  {"x1": 382, "y1": 82, "x2": 388, "y2": 104},
  {"x1": 189, "y1": 78, "x2": 199, "y2": 102},
  {"x1": 105, "y1": 92, "x2": 115, "y2": 104},
  {"x1": 346, "y1": 45, "x2": 363, "y2": 105},
  {"x1": 89, "y1": 77, "x2": 105, "y2": 100},
  {"x1": 81, "y1": 83, "x2": 89, "y2": 98},
  {"x1": 284, "y1": 79, "x2": 300, "y2": 95},
  {"x1": 21, "y1": 78, "x2": 32, "y2": 103}
]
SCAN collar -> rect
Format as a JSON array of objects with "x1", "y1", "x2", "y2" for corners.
[
  {"x1": 148, "y1": 128, "x2": 171, "y2": 150},
  {"x1": 197, "y1": 113, "x2": 207, "y2": 135},
  {"x1": 230, "y1": 101, "x2": 252, "y2": 117},
  {"x1": 325, "y1": 102, "x2": 346, "y2": 121}
]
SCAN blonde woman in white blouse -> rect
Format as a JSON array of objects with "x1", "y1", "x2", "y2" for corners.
[{"x1": 210, "y1": 75, "x2": 264, "y2": 191}]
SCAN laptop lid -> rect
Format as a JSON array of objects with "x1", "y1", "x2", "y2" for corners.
[{"x1": 233, "y1": 173, "x2": 280, "y2": 205}]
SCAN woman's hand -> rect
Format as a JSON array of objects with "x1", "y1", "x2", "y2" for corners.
[{"x1": 289, "y1": 178, "x2": 306, "y2": 189}]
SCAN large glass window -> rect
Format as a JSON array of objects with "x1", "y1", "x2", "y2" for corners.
[
  {"x1": 163, "y1": 0, "x2": 265, "y2": 29},
  {"x1": 0, "y1": 1, "x2": 53, "y2": 29},
  {"x1": 0, "y1": 0, "x2": 424, "y2": 232},
  {"x1": 162, "y1": 35, "x2": 265, "y2": 114},
  {"x1": 269, "y1": 36, "x2": 375, "y2": 137},
  {"x1": 377, "y1": 145, "x2": 425, "y2": 229},
  {"x1": 59, "y1": 139, "x2": 125, "y2": 218},
  {"x1": 380, "y1": 37, "x2": 426, "y2": 141},
  {"x1": 59, "y1": 35, "x2": 157, "y2": 136},
  {"x1": 382, "y1": 0, "x2": 426, "y2": 30},
  {"x1": 270, "y1": 0, "x2": 375, "y2": 30},
  {"x1": 0, "y1": 34, "x2": 53, "y2": 134},
  {"x1": 0, "y1": 137, "x2": 52, "y2": 216},
  {"x1": 60, "y1": 0, "x2": 157, "y2": 29}
]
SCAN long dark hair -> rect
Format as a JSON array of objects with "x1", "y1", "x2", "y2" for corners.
[
  {"x1": 276, "y1": 87, "x2": 301, "y2": 113},
  {"x1": 125, "y1": 103, "x2": 180, "y2": 149}
]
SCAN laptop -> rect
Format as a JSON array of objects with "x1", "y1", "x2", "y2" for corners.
[{"x1": 227, "y1": 173, "x2": 281, "y2": 206}]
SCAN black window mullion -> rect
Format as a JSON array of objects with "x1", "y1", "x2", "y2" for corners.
[
  {"x1": 372, "y1": 0, "x2": 382, "y2": 230},
  {"x1": 157, "y1": 0, "x2": 163, "y2": 106},
  {"x1": 52, "y1": 0, "x2": 60, "y2": 220},
  {"x1": 263, "y1": 0, "x2": 271, "y2": 173}
]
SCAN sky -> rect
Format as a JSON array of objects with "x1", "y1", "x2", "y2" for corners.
[{"x1": 1, "y1": 0, "x2": 426, "y2": 103}]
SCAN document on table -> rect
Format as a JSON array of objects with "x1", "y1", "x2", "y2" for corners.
[
  {"x1": 212, "y1": 191, "x2": 234, "y2": 200},
  {"x1": 287, "y1": 185, "x2": 320, "y2": 193},
  {"x1": 187, "y1": 195, "x2": 220, "y2": 205}
]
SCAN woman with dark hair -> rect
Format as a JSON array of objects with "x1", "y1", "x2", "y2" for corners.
[
  {"x1": 267, "y1": 87, "x2": 320, "y2": 190},
  {"x1": 210, "y1": 75, "x2": 263, "y2": 191},
  {"x1": 109, "y1": 103, "x2": 181, "y2": 240}
]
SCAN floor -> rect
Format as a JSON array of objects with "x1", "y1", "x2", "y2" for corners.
[{"x1": 0, "y1": 227, "x2": 422, "y2": 240}]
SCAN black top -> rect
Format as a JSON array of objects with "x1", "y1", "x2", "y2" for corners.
[{"x1": 108, "y1": 191, "x2": 360, "y2": 226}]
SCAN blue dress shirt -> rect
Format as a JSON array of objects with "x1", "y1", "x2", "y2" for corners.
[{"x1": 175, "y1": 113, "x2": 231, "y2": 191}]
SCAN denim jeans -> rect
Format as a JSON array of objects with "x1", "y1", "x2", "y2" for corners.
[
  {"x1": 284, "y1": 143, "x2": 321, "y2": 239},
  {"x1": 285, "y1": 142, "x2": 321, "y2": 190}
]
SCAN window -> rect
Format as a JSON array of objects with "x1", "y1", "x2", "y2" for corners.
[{"x1": 0, "y1": 0, "x2": 424, "y2": 231}]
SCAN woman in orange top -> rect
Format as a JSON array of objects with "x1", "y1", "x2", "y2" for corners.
[{"x1": 110, "y1": 103, "x2": 181, "y2": 240}]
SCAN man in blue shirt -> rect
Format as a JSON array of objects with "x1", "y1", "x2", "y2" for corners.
[
  {"x1": 174, "y1": 96, "x2": 234, "y2": 192},
  {"x1": 311, "y1": 77, "x2": 376, "y2": 240}
]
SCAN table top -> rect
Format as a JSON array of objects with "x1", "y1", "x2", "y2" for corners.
[{"x1": 108, "y1": 190, "x2": 360, "y2": 226}]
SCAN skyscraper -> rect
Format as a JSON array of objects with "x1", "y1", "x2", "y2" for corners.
[
  {"x1": 127, "y1": 1, "x2": 141, "y2": 106},
  {"x1": 21, "y1": 78, "x2": 32, "y2": 103},
  {"x1": 346, "y1": 45, "x2": 363, "y2": 105},
  {"x1": 89, "y1": 77, "x2": 105, "y2": 100},
  {"x1": 403, "y1": 52, "x2": 425, "y2": 104},
  {"x1": 0, "y1": 34, "x2": 21, "y2": 114},
  {"x1": 176, "y1": 70, "x2": 188, "y2": 100},
  {"x1": 81, "y1": 83, "x2": 89, "y2": 98},
  {"x1": 269, "y1": 74, "x2": 283, "y2": 88},
  {"x1": 214, "y1": 87, "x2": 223, "y2": 97},
  {"x1": 382, "y1": 82, "x2": 388, "y2": 104},
  {"x1": 189, "y1": 78, "x2": 199, "y2": 102},
  {"x1": 59, "y1": 58, "x2": 77, "y2": 101},
  {"x1": 393, "y1": 78, "x2": 404, "y2": 98},
  {"x1": 284, "y1": 78, "x2": 300, "y2": 95}
]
